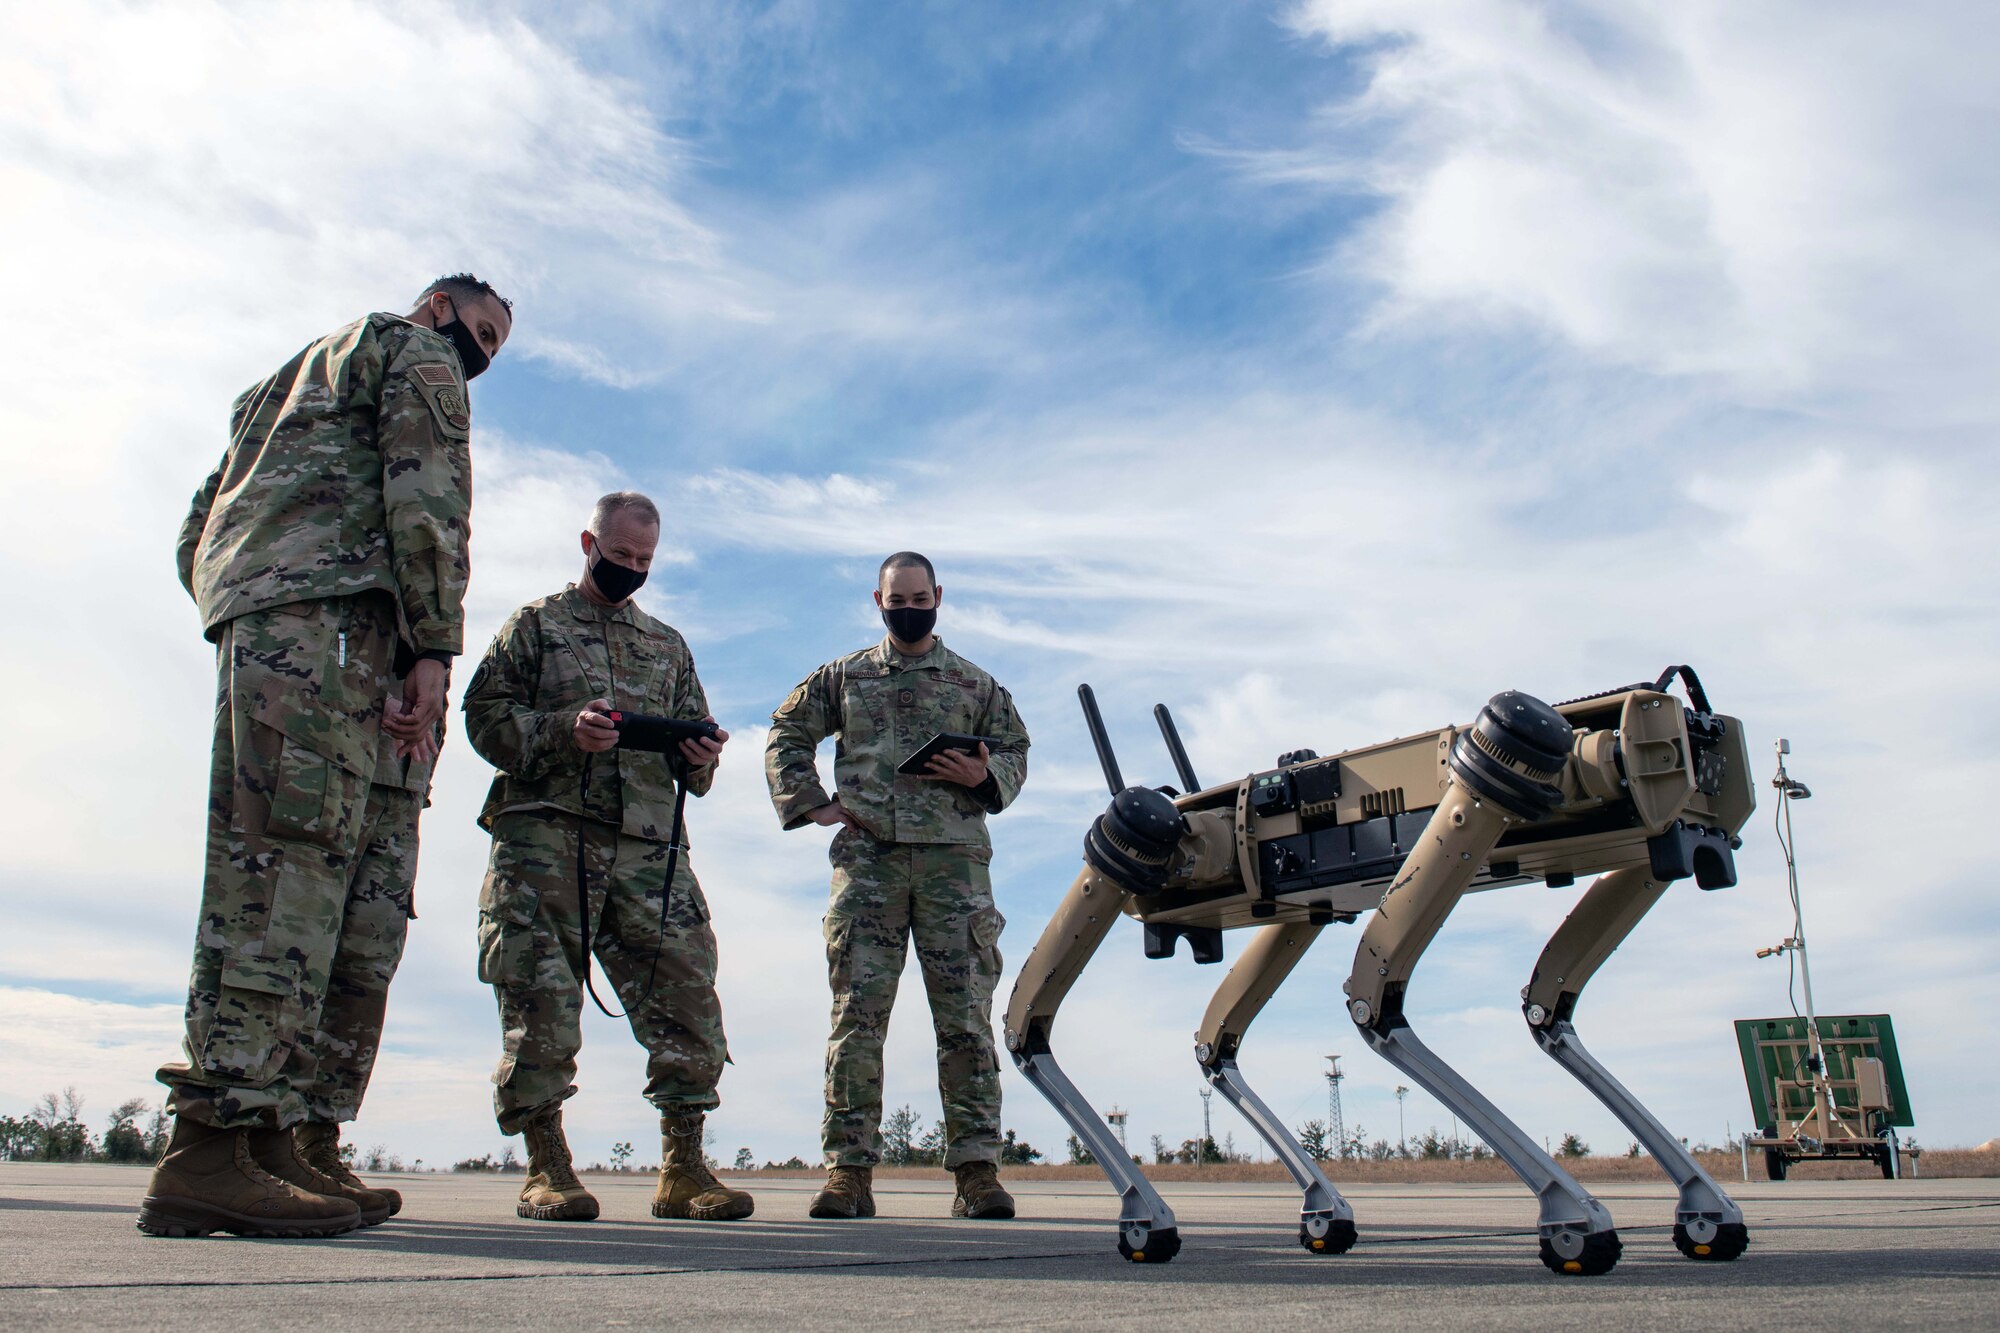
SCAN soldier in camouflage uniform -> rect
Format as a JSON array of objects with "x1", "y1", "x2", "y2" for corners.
[
  {"x1": 142, "y1": 275, "x2": 513, "y2": 1240},
  {"x1": 765, "y1": 552, "x2": 1031, "y2": 1221},
  {"x1": 463, "y1": 492, "x2": 753, "y2": 1224}
]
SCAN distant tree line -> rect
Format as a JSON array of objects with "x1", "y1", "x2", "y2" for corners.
[
  {"x1": 0, "y1": 1089, "x2": 165, "y2": 1164},
  {"x1": 0, "y1": 1086, "x2": 421, "y2": 1172},
  {"x1": 871, "y1": 1105, "x2": 1042, "y2": 1167}
]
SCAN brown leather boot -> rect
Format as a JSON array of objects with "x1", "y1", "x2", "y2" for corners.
[
  {"x1": 807, "y1": 1164, "x2": 875, "y2": 1219},
  {"x1": 249, "y1": 1126, "x2": 393, "y2": 1226},
  {"x1": 517, "y1": 1108, "x2": 599, "y2": 1221},
  {"x1": 951, "y1": 1161, "x2": 1016, "y2": 1219},
  {"x1": 296, "y1": 1121, "x2": 403, "y2": 1218},
  {"x1": 652, "y1": 1114, "x2": 755, "y2": 1220},
  {"x1": 136, "y1": 1117, "x2": 363, "y2": 1239}
]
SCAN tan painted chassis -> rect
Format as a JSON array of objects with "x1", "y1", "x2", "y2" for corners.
[{"x1": 1003, "y1": 675, "x2": 1756, "y2": 1275}]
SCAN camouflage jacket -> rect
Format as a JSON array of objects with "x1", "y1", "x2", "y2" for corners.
[
  {"x1": 765, "y1": 636, "x2": 1029, "y2": 848},
  {"x1": 176, "y1": 313, "x2": 473, "y2": 655},
  {"x1": 463, "y1": 586, "x2": 716, "y2": 843}
]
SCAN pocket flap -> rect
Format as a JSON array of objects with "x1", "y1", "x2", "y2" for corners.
[
  {"x1": 219, "y1": 953, "x2": 302, "y2": 998},
  {"x1": 255, "y1": 711, "x2": 373, "y2": 781},
  {"x1": 971, "y1": 906, "x2": 1006, "y2": 950}
]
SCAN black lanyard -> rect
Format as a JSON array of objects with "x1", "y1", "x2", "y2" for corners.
[{"x1": 573, "y1": 746, "x2": 690, "y2": 1020}]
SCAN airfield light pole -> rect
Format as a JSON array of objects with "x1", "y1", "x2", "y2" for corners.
[
  {"x1": 1324, "y1": 1055, "x2": 1345, "y2": 1159},
  {"x1": 1395, "y1": 1085, "x2": 1410, "y2": 1157},
  {"x1": 1199, "y1": 1085, "x2": 1214, "y2": 1164}
]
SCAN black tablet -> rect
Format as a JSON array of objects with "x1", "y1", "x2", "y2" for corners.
[{"x1": 896, "y1": 732, "x2": 997, "y2": 776}]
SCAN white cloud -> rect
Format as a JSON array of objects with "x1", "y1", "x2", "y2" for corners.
[
  {"x1": 4, "y1": 0, "x2": 1995, "y2": 1180},
  {"x1": 676, "y1": 396, "x2": 2000, "y2": 1154},
  {"x1": 1280, "y1": 0, "x2": 2000, "y2": 425}
]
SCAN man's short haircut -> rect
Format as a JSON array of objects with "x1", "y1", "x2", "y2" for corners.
[
  {"x1": 879, "y1": 551, "x2": 936, "y2": 588},
  {"x1": 418, "y1": 271, "x2": 513, "y2": 314},
  {"x1": 590, "y1": 491, "x2": 660, "y2": 534}
]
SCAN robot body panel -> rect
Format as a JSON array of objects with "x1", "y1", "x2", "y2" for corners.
[{"x1": 1004, "y1": 671, "x2": 1755, "y2": 1274}]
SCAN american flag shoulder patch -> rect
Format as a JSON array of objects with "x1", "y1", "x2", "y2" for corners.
[{"x1": 414, "y1": 362, "x2": 457, "y2": 386}]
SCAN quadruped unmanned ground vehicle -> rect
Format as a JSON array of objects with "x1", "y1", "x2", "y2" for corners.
[{"x1": 1004, "y1": 667, "x2": 1756, "y2": 1275}]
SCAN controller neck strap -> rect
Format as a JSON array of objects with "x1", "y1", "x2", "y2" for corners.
[{"x1": 574, "y1": 751, "x2": 690, "y2": 1021}]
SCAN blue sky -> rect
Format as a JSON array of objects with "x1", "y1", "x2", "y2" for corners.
[{"x1": 3, "y1": 0, "x2": 1997, "y2": 1174}]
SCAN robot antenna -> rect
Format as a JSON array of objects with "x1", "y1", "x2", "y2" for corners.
[
  {"x1": 1077, "y1": 683, "x2": 1126, "y2": 797},
  {"x1": 1154, "y1": 704, "x2": 1201, "y2": 794}
]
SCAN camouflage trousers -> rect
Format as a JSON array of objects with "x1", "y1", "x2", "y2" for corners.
[
  {"x1": 158, "y1": 594, "x2": 426, "y2": 1129},
  {"x1": 822, "y1": 831, "x2": 1005, "y2": 1168},
  {"x1": 479, "y1": 809, "x2": 727, "y2": 1134}
]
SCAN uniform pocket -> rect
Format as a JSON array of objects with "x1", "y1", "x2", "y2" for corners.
[
  {"x1": 477, "y1": 912, "x2": 537, "y2": 987},
  {"x1": 200, "y1": 955, "x2": 303, "y2": 1084},
  {"x1": 823, "y1": 910, "x2": 855, "y2": 996},
  {"x1": 477, "y1": 822, "x2": 546, "y2": 987},
  {"x1": 677, "y1": 878, "x2": 712, "y2": 926},
  {"x1": 264, "y1": 735, "x2": 340, "y2": 844},
  {"x1": 239, "y1": 721, "x2": 371, "y2": 851},
  {"x1": 969, "y1": 904, "x2": 1006, "y2": 978}
]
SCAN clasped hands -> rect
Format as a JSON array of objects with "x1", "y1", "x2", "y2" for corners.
[{"x1": 382, "y1": 657, "x2": 448, "y2": 763}]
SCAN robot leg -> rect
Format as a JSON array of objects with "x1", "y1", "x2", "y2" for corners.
[
  {"x1": 1193, "y1": 920, "x2": 1356, "y2": 1254},
  {"x1": 1523, "y1": 866, "x2": 1748, "y2": 1262},
  {"x1": 1346, "y1": 692, "x2": 1623, "y2": 1276},
  {"x1": 1004, "y1": 788, "x2": 1189, "y2": 1263}
]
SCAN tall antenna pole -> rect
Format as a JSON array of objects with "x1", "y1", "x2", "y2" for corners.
[
  {"x1": 1766, "y1": 738, "x2": 1837, "y2": 1136},
  {"x1": 1324, "y1": 1055, "x2": 1345, "y2": 1158},
  {"x1": 1199, "y1": 1085, "x2": 1213, "y2": 1163}
]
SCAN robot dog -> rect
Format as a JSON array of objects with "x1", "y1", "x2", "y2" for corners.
[{"x1": 1003, "y1": 668, "x2": 1754, "y2": 1275}]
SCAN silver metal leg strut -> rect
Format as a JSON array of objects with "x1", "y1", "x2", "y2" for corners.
[
  {"x1": 1205, "y1": 1060, "x2": 1355, "y2": 1250},
  {"x1": 1013, "y1": 1051, "x2": 1177, "y2": 1252},
  {"x1": 1360, "y1": 1018, "x2": 1615, "y2": 1252},
  {"x1": 1536, "y1": 1022, "x2": 1743, "y2": 1240},
  {"x1": 1523, "y1": 866, "x2": 1746, "y2": 1260}
]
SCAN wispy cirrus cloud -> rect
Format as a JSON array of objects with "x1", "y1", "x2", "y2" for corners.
[{"x1": 1271, "y1": 0, "x2": 2000, "y2": 425}]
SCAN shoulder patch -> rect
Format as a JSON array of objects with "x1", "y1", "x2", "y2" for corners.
[
  {"x1": 778, "y1": 684, "x2": 808, "y2": 715},
  {"x1": 407, "y1": 364, "x2": 471, "y2": 436}
]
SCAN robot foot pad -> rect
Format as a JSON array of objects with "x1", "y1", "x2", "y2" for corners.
[
  {"x1": 1118, "y1": 1226, "x2": 1182, "y2": 1264},
  {"x1": 1673, "y1": 1220, "x2": 1749, "y2": 1262},
  {"x1": 1299, "y1": 1216, "x2": 1358, "y2": 1255},
  {"x1": 1539, "y1": 1228, "x2": 1623, "y2": 1276}
]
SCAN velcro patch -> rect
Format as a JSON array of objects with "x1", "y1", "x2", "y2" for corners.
[
  {"x1": 414, "y1": 362, "x2": 458, "y2": 386},
  {"x1": 409, "y1": 370, "x2": 471, "y2": 437}
]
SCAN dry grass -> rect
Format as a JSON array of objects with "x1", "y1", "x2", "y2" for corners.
[{"x1": 733, "y1": 1148, "x2": 1997, "y2": 1183}]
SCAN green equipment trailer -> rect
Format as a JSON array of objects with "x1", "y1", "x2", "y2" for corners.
[{"x1": 1734, "y1": 1013, "x2": 1911, "y2": 1180}]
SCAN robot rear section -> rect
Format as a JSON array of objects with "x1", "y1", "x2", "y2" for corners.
[{"x1": 1116, "y1": 670, "x2": 1752, "y2": 946}]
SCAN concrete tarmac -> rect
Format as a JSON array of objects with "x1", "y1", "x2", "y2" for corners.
[{"x1": 1, "y1": 1164, "x2": 1994, "y2": 1329}]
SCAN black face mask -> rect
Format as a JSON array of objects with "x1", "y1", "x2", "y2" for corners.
[
  {"x1": 881, "y1": 605, "x2": 937, "y2": 645},
  {"x1": 437, "y1": 297, "x2": 491, "y2": 380},
  {"x1": 589, "y1": 548, "x2": 647, "y2": 603}
]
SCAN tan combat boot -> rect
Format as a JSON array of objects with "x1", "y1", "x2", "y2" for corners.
[
  {"x1": 251, "y1": 1126, "x2": 394, "y2": 1226},
  {"x1": 517, "y1": 1108, "x2": 599, "y2": 1221},
  {"x1": 652, "y1": 1114, "x2": 755, "y2": 1221},
  {"x1": 807, "y1": 1164, "x2": 876, "y2": 1219},
  {"x1": 951, "y1": 1161, "x2": 1016, "y2": 1220},
  {"x1": 296, "y1": 1121, "x2": 403, "y2": 1219},
  {"x1": 136, "y1": 1117, "x2": 362, "y2": 1239}
]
